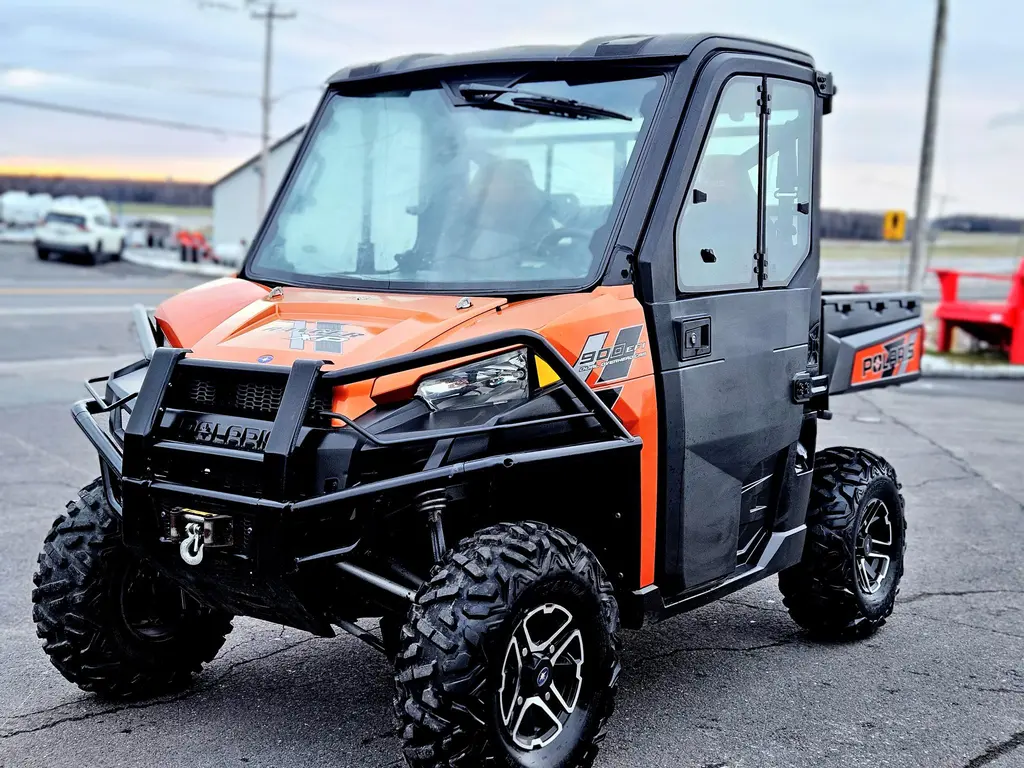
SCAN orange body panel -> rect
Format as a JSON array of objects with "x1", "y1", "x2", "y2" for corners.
[
  {"x1": 603, "y1": 375, "x2": 659, "y2": 587},
  {"x1": 155, "y1": 278, "x2": 269, "y2": 349},
  {"x1": 155, "y1": 280, "x2": 660, "y2": 587}
]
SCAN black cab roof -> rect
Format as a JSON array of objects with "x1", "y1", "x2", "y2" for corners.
[{"x1": 327, "y1": 33, "x2": 814, "y2": 85}]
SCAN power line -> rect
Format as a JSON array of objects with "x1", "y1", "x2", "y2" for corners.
[
  {"x1": 0, "y1": 64, "x2": 258, "y2": 100},
  {"x1": 253, "y1": 3, "x2": 296, "y2": 216},
  {"x1": 271, "y1": 83, "x2": 323, "y2": 104},
  {"x1": 199, "y1": 0, "x2": 295, "y2": 216},
  {"x1": 0, "y1": 94, "x2": 260, "y2": 138},
  {"x1": 2, "y1": 64, "x2": 320, "y2": 104}
]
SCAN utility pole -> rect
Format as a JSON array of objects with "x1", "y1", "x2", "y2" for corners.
[
  {"x1": 251, "y1": 2, "x2": 295, "y2": 219},
  {"x1": 907, "y1": 0, "x2": 948, "y2": 292},
  {"x1": 199, "y1": 1, "x2": 294, "y2": 218}
]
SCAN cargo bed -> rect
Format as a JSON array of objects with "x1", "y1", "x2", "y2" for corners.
[{"x1": 822, "y1": 291, "x2": 923, "y2": 394}]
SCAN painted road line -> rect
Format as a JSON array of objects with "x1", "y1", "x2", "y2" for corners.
[
  {"x1": 0, "y1": 287, "x2": 187, "y2": 295},
  {"x1": 0, "y1": 354, "x2": 141, "y2": 374},
  {"x1": 0, "y1": 305, "x2": 144, "y2": 316}
]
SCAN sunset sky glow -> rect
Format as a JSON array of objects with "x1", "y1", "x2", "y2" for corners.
[{"x1": 2, "y1": 0, "x2": 1023, "y2": 215}]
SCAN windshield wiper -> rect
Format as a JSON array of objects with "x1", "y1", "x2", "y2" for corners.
[{"x1": 459, "y1": 83, "x2": 631, "y2": 121}]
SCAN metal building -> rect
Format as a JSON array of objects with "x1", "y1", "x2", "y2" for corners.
[{"x1": 211, "y1": 126, "x2": 304, "y2": 247}]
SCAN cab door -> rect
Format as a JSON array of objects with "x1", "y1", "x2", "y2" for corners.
[{"x1": 637, "y1": 55, "x2": 823, "y2": 591}]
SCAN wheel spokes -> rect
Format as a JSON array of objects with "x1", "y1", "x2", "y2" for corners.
[
  {"x1": 510, "y1": 696, "x2": 564, "y2": 750},
  {"x1": 498, "y1": 635, "x2": 523, "y2": 726},
  {"x1": 856, "y1": 499, "x2": 896, "y2": 594},
  {"x1": 522, "y1": 603, "x2": 573, "y2": 654},
  {"x1": 861, "y1": 558, "x2": 878, "y2": 581},
  {"x1": 869, "y1": 537, "x2": 893, "y2": 554},
  {"x1": 499, "y1": 602, "x2": 586, "y2": 753},
  {"x1": 549, "y1": 629, "x2": 584, "y2": 715}
]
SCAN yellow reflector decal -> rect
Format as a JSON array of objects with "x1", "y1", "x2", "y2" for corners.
[{"x1": 535, "y1": 357, "x2": 561, "y2": 388}]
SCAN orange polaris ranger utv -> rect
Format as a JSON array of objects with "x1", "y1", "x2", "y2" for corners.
[{"x1": 36, "y1": 34, "x2": 923, "y2": 767}]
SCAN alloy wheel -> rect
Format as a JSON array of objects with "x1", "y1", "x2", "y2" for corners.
[
  {"x1": 498, "y1": 602, "x2": 585, "y2": 751},
  {"x1": 855, "y1": 498, "x2": 895, "y2": 595}
]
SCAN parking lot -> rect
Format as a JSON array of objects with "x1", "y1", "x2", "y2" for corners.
[{"x1": 0, "y1": 241, "x2": 1021, "y2": 768}]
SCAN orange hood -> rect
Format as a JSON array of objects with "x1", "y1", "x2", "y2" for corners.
[
  {"x1": 154, "y1": 278, "x2": 650, "y2": 413},
  {"x1": 155, "y1": 279, "x2": 507, "y2": 369}
]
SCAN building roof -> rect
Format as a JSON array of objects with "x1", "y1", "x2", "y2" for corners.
[
  {"x1": 212, "y1": 125, "x2": 306, "y2": 189},
  {"x1": 328, "y1": 33, "x2": 813, "y2": 85}
]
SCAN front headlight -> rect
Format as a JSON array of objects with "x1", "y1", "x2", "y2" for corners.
[{"x1": 415, "y1": 349, "x2": 529, "y2": 411}]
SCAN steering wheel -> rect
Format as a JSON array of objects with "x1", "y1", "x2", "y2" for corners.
[
  {"x1": 536, "y1": 228, "x2": 593, "y2": 270},
  {"x1": 548, "y1": 193, "x2": 582, "y2": 225}
]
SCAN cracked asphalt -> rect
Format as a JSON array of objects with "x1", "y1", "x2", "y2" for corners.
[{"x1": 0, "y1": 243, "x2": 1022, "y2": 767}]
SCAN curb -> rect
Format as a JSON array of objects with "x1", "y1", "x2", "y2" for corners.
[
  {"x1": 121, "y1": 248, "x2": 235, "y2": 278},
  {"x1": 922, "y1": 355, "x2": 1024, "y2": 379}
]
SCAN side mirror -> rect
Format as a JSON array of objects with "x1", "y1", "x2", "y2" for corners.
[{"x1": 692, "y1": 188, "x2": 708, "y2": 204}]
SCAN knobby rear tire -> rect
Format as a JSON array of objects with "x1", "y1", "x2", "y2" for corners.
[{"x1": 779, "y1": 447, "x2": 906, "y2": 639}]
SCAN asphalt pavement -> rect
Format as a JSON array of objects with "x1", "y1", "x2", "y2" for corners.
[{"x1": 0, "y1": 242, "x2": 1021, "y2": 768}]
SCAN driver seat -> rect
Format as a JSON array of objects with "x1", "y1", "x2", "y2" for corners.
[
  {"x1": 468, "y1": 158, "x2": 551, "y2": 236},
  {"x1": 436, "y1": 158, "x2": 554, "y2": 267}
]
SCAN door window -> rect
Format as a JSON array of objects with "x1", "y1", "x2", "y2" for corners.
[
  {"x1": 675, "y1": 76, "x2": 761, "y2": 292},
  {"x1": 763, "y1": 79, "x2": 814, "y2": 286}
]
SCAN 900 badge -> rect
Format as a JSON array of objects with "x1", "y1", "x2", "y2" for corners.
[{"x1": 574, "y1": 325, "x2": 647, "y2": 383}]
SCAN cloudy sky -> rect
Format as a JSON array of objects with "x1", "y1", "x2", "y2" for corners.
[{"x1": 2, "y1": 0, "x2": 1023, "y2": 216}]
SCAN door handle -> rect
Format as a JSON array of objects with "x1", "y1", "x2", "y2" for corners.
[{"x1": 678, "y1": 316, "x2": 712, "y2": 360}]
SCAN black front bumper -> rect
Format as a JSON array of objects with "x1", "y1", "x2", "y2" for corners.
[{"x1": 72, "y1": 330, "x2": 643, "y2": 631}]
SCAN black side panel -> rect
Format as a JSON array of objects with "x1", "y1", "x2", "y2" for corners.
[
  {"x1": 488, "y1": 440, "x2": 643, "y2": 592},
  {"x1": 631, "y1": 52, "x2": 822, "y2": 590},
  {"x1": 655, "y1": 288, "x2": 812, "y2": 584}
]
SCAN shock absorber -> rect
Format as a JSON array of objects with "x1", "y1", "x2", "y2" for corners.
[{"x1": 416, "y1": 489, "x2": 448, "y2": 563}]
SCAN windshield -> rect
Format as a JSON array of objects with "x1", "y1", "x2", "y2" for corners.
[{"x1": 245, "y1": 72, "x2": 665, "y2": 292}]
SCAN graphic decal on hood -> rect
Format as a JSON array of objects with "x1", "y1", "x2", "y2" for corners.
[{"x1": 263, "y1": 320, "x2": 366, "y2": 354}]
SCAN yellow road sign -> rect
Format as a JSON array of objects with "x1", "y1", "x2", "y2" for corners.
[{"x1": 882, "y1": 210, "x2": 907, "y2": 241}]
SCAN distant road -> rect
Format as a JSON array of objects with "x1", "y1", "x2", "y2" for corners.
[
  {"x1": 0, "y1": 243, "x2": 203, "y2": 365},
  {"x1": 822, "y1": 233, "x2": 1022, "y2": 298},
  {"x1": 820, "y1": 258, "x2": 1016, "y2": 298}
]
